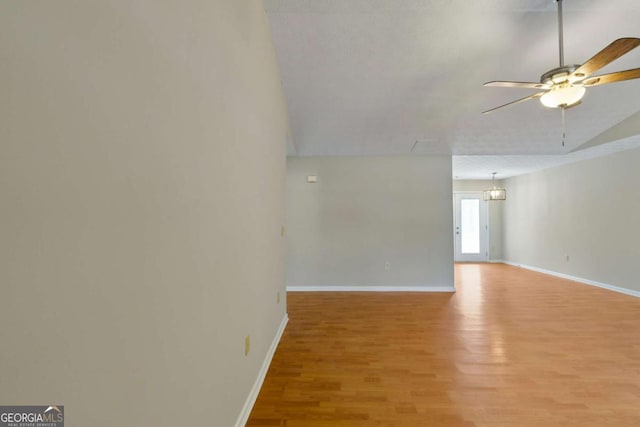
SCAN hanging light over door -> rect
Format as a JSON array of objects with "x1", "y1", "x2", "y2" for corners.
[{"x1": 483, "y1": 172, "x2": 506, "y2": 201}]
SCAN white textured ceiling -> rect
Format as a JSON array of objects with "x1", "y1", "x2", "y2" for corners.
[{"x1": 265, "y1": 0, "x2": 640, "y2": 178}]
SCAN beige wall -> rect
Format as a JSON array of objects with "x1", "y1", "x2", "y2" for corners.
[
  {"x1": 0, "y1": 2, "x2": 289, "y2": 426},
  {"x1": 286, "y1": 157, "x2": 454, "y2": 289},
  {"x1": 453, "y1": 180, "x2": 504, "y2": 260},
  {"x1": 503, "y1": 147, "x2": 640, "y2": 293}
]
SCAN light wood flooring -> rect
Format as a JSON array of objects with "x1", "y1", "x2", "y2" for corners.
[{"x1": 248, "y1": 263, "x2": 640, "y2": 426}]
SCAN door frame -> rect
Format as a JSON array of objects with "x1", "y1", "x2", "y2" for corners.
[{"x1": 453, "y1": 192, "x2": 489, "y2": 262}]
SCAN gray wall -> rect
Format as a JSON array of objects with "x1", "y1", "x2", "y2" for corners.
[
  {"x1": 503, "y1": 147, "x2": 640, "y2": 293},
  {"x1": 453, "y1": 180, "x2": 504, "y2": 260},
  {"x1": 286, "y1": 157, "x2": 454, "y2": 289},
  {"x1": 0, "y1": 2, "x2": 289, "y2": 426}
]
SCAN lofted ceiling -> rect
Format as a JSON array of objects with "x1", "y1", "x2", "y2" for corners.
[{"x1": 265, "y1": 0, "x2": 640, "y2": 178}]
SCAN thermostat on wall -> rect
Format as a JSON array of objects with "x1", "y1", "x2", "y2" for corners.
[{"x1": 307, "y1": 175, "x2": 318, "y2": 183}]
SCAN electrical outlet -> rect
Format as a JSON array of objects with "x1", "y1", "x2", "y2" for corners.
[
  {"x1": 566, "y1": 255, "x2": 570, "y2": 262},
  {"x1": 385, "y1": 261, "x2": 390, "y2": 271},
  {"x1": 245, "y1": 335, "x2": 250, "y2": 356}
]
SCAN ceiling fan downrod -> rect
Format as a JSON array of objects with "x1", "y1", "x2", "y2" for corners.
[{"x1": 557, "y1": 0, "x2": 564, "y2": 67}]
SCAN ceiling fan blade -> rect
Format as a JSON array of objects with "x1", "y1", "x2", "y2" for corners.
[
  {"x1": 570, "y1": 38, "x2": 640, "y2": 81},
  {"x1": 482, "y1": 92, "x2": 545, "y2": 115},
  {"x1": 484, "y1": 81, "x2": 548, "y2": 90},
  {"x1": 581, "y1": 68, "x2": 640, "y2": 87}
]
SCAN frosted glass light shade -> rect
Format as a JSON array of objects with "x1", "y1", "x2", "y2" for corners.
[{"x1": 540, "y1": 85, "x2": 586, "y2": 108}]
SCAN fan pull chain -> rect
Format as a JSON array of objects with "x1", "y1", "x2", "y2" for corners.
[{"x1": 561, "y1": 107, "x2": 566, "y2": 147}]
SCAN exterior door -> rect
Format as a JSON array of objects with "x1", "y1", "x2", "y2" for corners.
[{"x1": 454, "y1": 192, "x2": 488, "y2": 262}]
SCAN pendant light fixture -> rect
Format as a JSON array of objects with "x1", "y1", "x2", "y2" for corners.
[{"x1": 483, "y1": 172, "x2": 506, "y2": 201}]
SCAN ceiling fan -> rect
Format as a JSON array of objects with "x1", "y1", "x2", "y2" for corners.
[{"x1": 483, "y1": 0, "x2": 640, "y2": 115}]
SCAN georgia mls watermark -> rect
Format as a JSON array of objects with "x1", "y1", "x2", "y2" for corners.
[{"x1": 0, "y1": 406, "x2": 63, "y2": 427}]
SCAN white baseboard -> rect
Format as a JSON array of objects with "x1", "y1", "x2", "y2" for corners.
[
  {"x1": 235, "y1": 314, "x2": 289, "y2": 427},
  {"x1": 489, "y1": 259, "x2": 506, "y2": 264},
  {"x1": 286, "y1": 285, "x2": 455, "y2": 292},
  {"x1": 502, "y1": 260, "x2": 640, "y2": 298}
]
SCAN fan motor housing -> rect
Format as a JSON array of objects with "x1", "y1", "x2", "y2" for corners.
[{"x1": 540, "y1": 64, "x2": 581, "y2": 85}]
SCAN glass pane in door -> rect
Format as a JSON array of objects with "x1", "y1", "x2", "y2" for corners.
[{"x1": 460, "y1": 199, "x2": 480, "y2": 254}]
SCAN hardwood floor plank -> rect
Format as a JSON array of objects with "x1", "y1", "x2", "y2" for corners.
[{"x1": 247, "y1": 263, "x2": 640, "y2": 426}]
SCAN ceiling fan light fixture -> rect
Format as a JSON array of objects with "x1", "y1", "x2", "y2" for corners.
[
  {"x1": 483, "y1": 0, "x2": 640, "y2": 116},
  {"x1": 540, "y1": 85, "x2": 585, "y2": 108}
]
